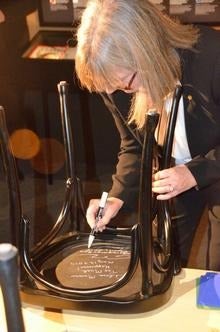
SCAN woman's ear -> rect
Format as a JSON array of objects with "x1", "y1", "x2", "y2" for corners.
[{"x1": 0, "y1": 10, "x2": 5, "y2": 24}]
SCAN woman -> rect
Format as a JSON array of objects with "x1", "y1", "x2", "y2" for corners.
[{"x1": 75, "y1": 0, "x2": 220, "y2": 270}]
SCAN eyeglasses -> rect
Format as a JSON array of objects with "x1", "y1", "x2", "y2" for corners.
[{"x1": 124, "y1": 71, "x2": 137, "y2": 91}]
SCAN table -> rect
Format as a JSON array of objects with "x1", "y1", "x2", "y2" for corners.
[{"x1": 0, "y1": 269, "x2": 220, "y2": 332}]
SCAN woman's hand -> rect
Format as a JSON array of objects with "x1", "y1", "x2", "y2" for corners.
[
  {"x1": 86, "y1": 196, "x2": 124, "y2": 231},
  {"x1": 152, "y1": 164, "x2": 197, "y2": 200}
]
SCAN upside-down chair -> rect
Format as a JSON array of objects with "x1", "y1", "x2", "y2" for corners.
[{"x1": 0, "y1": 82, "x2": 182, "y2": 313}]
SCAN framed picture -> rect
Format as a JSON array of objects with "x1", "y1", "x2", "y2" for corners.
[
  {"x1": 168, "y1": 1, "x2": 220, "y2": 25},
  {"x1": 37, "y1": 0, "x2": 88, "y2": 28},
  {"x1": 37, "y1": 0, "x2": 220, "y2": 29},
  {"x1": 150, "y1": 1, "x2": 220, "y2": 25}
]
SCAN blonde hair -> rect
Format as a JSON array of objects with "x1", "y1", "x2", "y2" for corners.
[{"x1": 75, "y1": 0, "x2": 199, "y2": 128}]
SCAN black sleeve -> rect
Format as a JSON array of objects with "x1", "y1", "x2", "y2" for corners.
[
  {"x1": 187, "y1": 50, "x2": 220, "y2": 189},
  {"x1": 100, "y1": 93, "x2": 143, "y2": 209}
]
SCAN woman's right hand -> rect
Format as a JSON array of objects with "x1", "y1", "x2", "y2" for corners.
[{"x1": 86, "y1": 196, "x2": 124, "y2": 232}]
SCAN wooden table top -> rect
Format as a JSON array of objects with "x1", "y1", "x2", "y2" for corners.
[{"x1": 0, "y1": 268, "x2": 220, "y2": 332}]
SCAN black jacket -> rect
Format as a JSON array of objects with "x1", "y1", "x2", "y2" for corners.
[{"x1": 107, "y1": 25, "x2": 220, "y2": 208}]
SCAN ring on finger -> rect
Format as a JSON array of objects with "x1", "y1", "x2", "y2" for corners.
[{"x1": 169, "y1": 185, "x2": 174, "y2": 192}]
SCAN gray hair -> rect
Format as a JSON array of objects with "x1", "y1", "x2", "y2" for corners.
[{"x1": 75, "y1": 0, "x2": 199, "y2": 128}]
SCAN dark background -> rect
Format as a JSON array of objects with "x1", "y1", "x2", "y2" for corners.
[{"x1": 0, "y1": 0, "x2": 121, "y2": 245}]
